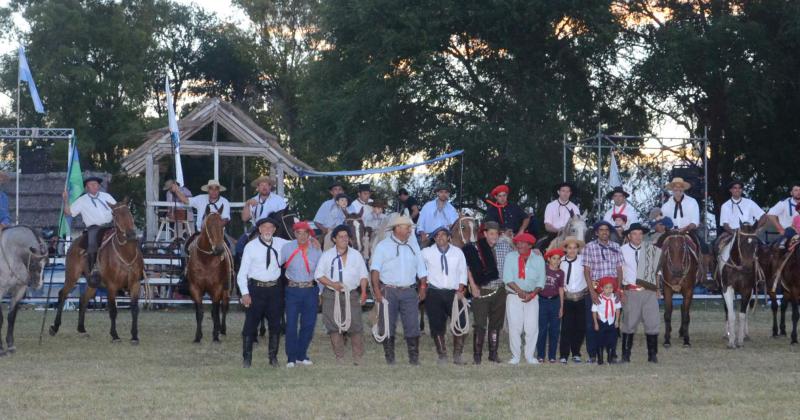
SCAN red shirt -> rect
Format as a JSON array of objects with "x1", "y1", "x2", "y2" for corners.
[{"x1": 541, "y1": 267, "x2": 565, "y2": 298}]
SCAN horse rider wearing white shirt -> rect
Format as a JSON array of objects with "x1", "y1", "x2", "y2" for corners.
[
  {"x1": 313, "y1": 181, "x2": 345, "y2": 236},
  {"x1": 416, "y1": 184, "x2": 459, "y2": 245},
  {"x1": 238, "y1": 217, "x2": 289, "y2": 368},
  {"x1": 237, "y1": 175, "x2": 287, "y2": 259},
  {"x1": 660, "y1": 177, "x2": 707, "y2": 254},
  {"x1": 420, "y1": 226, "x2": 469, "y2": 365},
  {"x1": 719, "y1": 180, "x2": 765, "y2": 234},
  {"x1": 348, "y1": 183, "x2": 376, "y2": 226},
  {"x1": 62, "y1": 176, "x2": 117, "y2": 287},
  {"x1": 540, "y1": 182, "x2": 581, "y2": 250},
  {"x1": 170, "y1": 179, "x2": 231, "y2": 232},
  {"x1": 603, "y1": 186, "x2": 639, "y2": 229},
  {"x1": 767, "y1": 181, "x2": 800, "y2": 247}
]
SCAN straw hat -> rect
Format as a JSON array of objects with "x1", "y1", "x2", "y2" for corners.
[
  {"x1": 561, "y1": 236, "x2": 585, "y2": 250},
  {"x1": 201, "y1": 179, "x2": 227, "y2": 192},
  {"x1": 251, "y1": 175, "x2": 277, "y2": 189},
  {"x1": 387, "y1": 214, "x2": 414, "y2": 228},
  {"x1": 665, "y1": 177, "x2": 691, "y2": 191}
]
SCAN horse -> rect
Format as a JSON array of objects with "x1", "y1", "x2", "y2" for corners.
[
  {"x1": 765, "y1": 236, "x2": 800, "y2": 343},
  {"x1": 0, "y1": 226, "x2": 48, "y2": 356},
  {"x1": 546, "y1": 211, "x2": 589, "y2": 251},
  {"x1": 658, "y1": 231, "x2": 701, "y2": 347},
  {"x1": 186, "y1": 210, "x2": 233, "y2": 343},
  {"x1": 369, "y1": 212, "x2": 400, "y2": 258},
  {"x1": 344, "y1": 208, "x2": 370, "y2": 260},
  {"x1": 50, "y1": 201, "x2": 145, "y2": 343},
  {"x1": 714, "y1": 224, "x2": 764, "y2": 348},
  {"x1": 450, "y1": 210, "x2": 478, "y2": 248}
]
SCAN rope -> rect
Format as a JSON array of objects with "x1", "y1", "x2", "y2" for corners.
[
  {"x1": 449, "y1": 292, "x2": 470, "y2": 336},
  {"x1": 372, "y1": 297, "x2": 390, "y2": 343},
  {"x1": 329, "y1": 286, "x2": 352, "y2": 333}
]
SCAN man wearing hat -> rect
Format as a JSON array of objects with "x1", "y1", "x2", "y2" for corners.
[
  {"x1": 396, "y1": 187, "x2": 420, "y2": 223},
  {"x1": 237, "y1": 217, "x2": 290, "y2": 368},
  {"x1": 164, "y1": 179, "x2": 194, "y2": 238},
  {"x1": 420, "y1": 226, "x2": 469, "y2": 364},
  {"x1": 541, "y1": 182, "x2": 580, "y2": 250},
  {"x1": 619, "y1": 223, "x2": 661, "y2": 363},
  {"x1": 416, "y1": 183, "x2": 459, "y2": 245},
  {"x1": 502, "y1": 232, "x2": 545, "y2": 365},
  {"x1": 660, "y1": 177, "x2": 704, "y2": 242},
  {"x1": 0, "y1": 172, "x2": 11, "y2": 229},
  {"x1": 280, "y1": 221, "x2": 322, "y2": 367},
  {"x1": 170, "y1": 179, "x2": 231, "y2": 232},
  {"x1": 484, "y1": 184, "x2": 529, "y2": 238},
  {"x1": 719, "y1": 181, "x2": 764, "y2": 235},
  {"x1": 463, "y1": 221, "x2": 513, "y2": 364},
  {"x1": 766, "y1": 182, "x2": 800, "y2": 249},
  {"x1": 62, "y1": 176, "x2": 117, "y2": 287},
  {"x1": 603, "y1": 186, "x2": 639, "y2": 229},
  {"x1": 370, "y1": 214, "x2": 428, "y2": 365},
  {"x1": 242, "y1": 176, "x2": 287, "y2": 229},
  {"x1": 313, "y1": 181, "x2": 345, "y2": 236},
  {"x1": 582, "y1": 220, "x2": 624, "y2": 363}
]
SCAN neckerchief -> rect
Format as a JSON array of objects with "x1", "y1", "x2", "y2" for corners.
[
  {"x1": 599, "y1": 293, "x2": 614, "y2": 320},
  {"x1": 558, "y1": 199, "x2": 574, "y2": 218},
  {"x1": 259, "y1": 237, "x2": 278, "y2": 270},
  {"x1": 518, "y1": 250, "x2": 531, "y2": 279},
  {"x1": 438, "y1": 245, "x2": 450, "y2": 275},
  {"x1": 630, "y1": 244, "x2": 640, "y2": 265},
  {"x1": 598, "y1": 241, "x2": 618, "y2": 260},
  {"x1": 390, "y1": 235, "x2": 415, "y2": 257},
  {"x1": 330, "y1": 248, "x2": 347, "y2": 282},
  {"x1": 672, "y1": 196, "x2": 684, "y2": 219},
  {"x1": 564, "y1": 257, "x2": 576, "y2": 284},
  {"x1": 731, "y1": 198, "x2": 744, "y2": 216},
  {"x1": 88, "y1": 193, "x2": 109, "y2": 210},
  {"x1": 285, "y1": 243, "x2": 311, "y2": 274},
  {"x1": 485, "y1": 199, "x2": 507, "y2": 226},
  {"x1": 612, "y1": 203, "x2": 626, "y2": 219},
  {"x1": 205, "y1": 197, "x2": 221, "y2": 217},
  {"x1": 256, "y1": 194, "x2": 270, "y2": 219}
]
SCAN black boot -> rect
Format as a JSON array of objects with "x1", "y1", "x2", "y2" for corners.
[
  {"x1": 87, "y1": 252, "x2": 101, "y2": 288},
  {"x1": 176, "y1": 272, "x2": 190, "y2": 296},
  {"x1": 268, "y1": 333, "x2": 280, "y2": 367},
  {"x1": 596, "y1": 350, "x2": 604, "y2": 365},
  {"x1": 406, "y1": 337, "x2": 420, "y2": 365},
  {"x1": 607, "y1": 348, "x2": 617, "y2": 364},
  {"x1": 242, "y1": 336, "x2": 254, "y2": 368},
  {"x1": 433, "y1": 335, "x2": 447, "y2": 365},
  {"x1": 621, "y1": 333, "x2": 633, "y2": 363},
  {"x1": 646, "y1": 334, "x2": 659, "y2": 363},
  {"x1": 383, "y1": 336, "x2": 396, "y2": 365},
  {"x1": 487, "y1": 329, "x2": 500, "y2": 363},
  {"x1": 473, "y1": 329, "x2": 485, "y2": 365},
  {"x1": 453, "y1": 334, "x2": 466, "y2": 365}
]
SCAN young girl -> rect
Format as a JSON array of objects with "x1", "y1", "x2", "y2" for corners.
[
  {"x1": 592, "y1": 277, "x2": 621, "y2": 365},
  {"x1": 558, "y1": 236, "x2": 586, "y2": 364},
  {"x1": 536, "y1": 248, "x2": 565, "y2": 363}
]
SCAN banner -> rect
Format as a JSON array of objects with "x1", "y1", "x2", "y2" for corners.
[
  {"x1": 18, "y1": 46, "x2": 45, "y2": 114},
  {"x1": 59, "y1": 138, "x2": 84, "y2": 238},
  {"x1": 165, "y1": 74, "x2": 185, "y2": 186}
]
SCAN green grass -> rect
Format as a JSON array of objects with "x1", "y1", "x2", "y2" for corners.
[{"x1": 2, "y1": 302, "x2": 800, "y2": 419}]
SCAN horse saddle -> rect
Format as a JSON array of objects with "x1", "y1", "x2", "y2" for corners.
[{"x1": 75, "y1": 227, "x2": 115, "y2": 251}]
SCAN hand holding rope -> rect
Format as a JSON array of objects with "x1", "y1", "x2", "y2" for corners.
[
  {"x1": 328, "y1": 284, "x2": 352, "y2": 333},
  {"x1": 372, "y1": 296, "x2": 390, "y2": 343},
  {"x1": 450, "y1": 286, "x2": 470, "y2": 336}
]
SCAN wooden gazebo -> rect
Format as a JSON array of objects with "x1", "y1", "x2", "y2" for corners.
[{"x1": 121, "y1": 97, "x2": 313, "y2": 240}]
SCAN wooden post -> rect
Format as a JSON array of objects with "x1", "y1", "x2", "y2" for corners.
[
  {"x1": 145, "y1": 152, "x2": 158, "y2": 241},
  {"x1": 212, "y1": 120, "x2": 219, "y2": 180}
]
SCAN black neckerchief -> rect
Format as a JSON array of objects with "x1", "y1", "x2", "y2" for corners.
[
  {"x1": 673, "y1": 196, "x2": 684, "y2": 219},
  {"x1": 564, "y1": 256, "x2": 576, "y2": 284},
  {"x1": 88, "y1": 193, "x2": 109, "y2": 210},
  {"x1": 330, "y1": 248, "x2": 347, "y2": 282},
  {"x1": 598, "y1": 240, "x2": 618, "y2": 260},
  {"x1": 256, "y1": 194, "x2": 270, "y2": 218},
  {"x1": 630, "y1": 244, "x2": 641, "y2": 264},
  {"x1": 558, "y1": 199, "x2": 574, "y2": 217},
  {"x1": 438, "y1": 245, "x2": 450, "y2": 275},
  {"x1": 259, "y1": 237, "x2": 278, "y2": 270},
  {"x1": 390, "y1": 235, "x2": 415, "y2": 256}
]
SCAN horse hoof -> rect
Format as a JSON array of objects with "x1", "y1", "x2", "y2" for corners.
[
  {"x1": 727, "y1": 343, "x2": 737, "y2": 349},
  {"x1": 193, "y1": 339, "x2": 201, "y2": 344},
  {"x1": 48, "y1": 326, "x2": 58, "y2": 336},
  {"x1": 683, "y1": 343, "x2": 691, "y2": 348},
  {"x1": 130, "y1": 339, "x2": 139, "y2": 346},
  {"x1": 791, "y1": 341, "x2": 798, "y2": 346},
  {"x1": 772, "y1": 334, "x2": 782, "y2": 339},
  {"x1": 7, "y1": 346, "x2": 16, "y2": 354},
  {"x1": 744, "y1": 336, "x2": 751, "y2": 342},
  {"x1": 663, "y1": 342, "x2": 671, "y2": 348}
]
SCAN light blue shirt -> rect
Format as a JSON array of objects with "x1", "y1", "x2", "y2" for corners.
[
  {"x1": 313, "y1": 199, "x2": 338, "y2": 229},
  {"x1": 416, "y1": 199, "x2": 458, "y2": 234},
  {"x1": 0, "y1": 192, "x2": 10, "y2": 225},
  {"x1": 370, "y1": 234, "x2": 427, "y2": 287},
  {"x1": 502, "y1": 251, "x2": 545, "y2": 292},
  {"x1": 280, "y1": 241, "x2": 322, "y2": 282}
]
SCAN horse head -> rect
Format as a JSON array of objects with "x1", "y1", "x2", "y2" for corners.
[
  {"x1": 344, "y1": 210, "x2": 366, "y2": 251},
  {"x1": 661, "y1": 232, "x2": 694, "y2": 280},
  {"x1": 566, "y1": 213, "x2": 588, "y2": 242},
  {"x1": 452, "y1": 212, "x2": 477, "y2": 247},
  {"x1": 202, "y1": 211, "x2": 227, "y2": 256},
  {"x1": 732, "y1": 223, "x2": 760, "y2": 270},
  {"x1": 111, "y1": 201, "x2": 137, "y2": 242}
]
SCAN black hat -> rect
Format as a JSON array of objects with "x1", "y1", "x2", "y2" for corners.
[
  {"x1": 331, "y1": 224, "x2": 351, "y2": 239},
  {"x1": 592, "y1": 220, "x2": 614, "y2": 232},
  {"x1": 357, "y1": 183, "x2": 372, "y2": 193},
  {"x1": 554, "y1": 182, "x2": 576, "y2": 195},
  {"x1": 434, "y1": 183, "x2": 451, "y2": 193},
  {"x1": 727, "y1": 180, "x2": 744, "y2": 190},
  {"x1": 605, "y1": 186, "x2": 630, "y2": 200},
  {"x1": 429, "y1": 226, "x2": 451, "y2": 238},
  {"x1": 329, "y1": 181, "x2": 343, "y2": 190},
  {"x1": 83, "y1": 176, "x2": 103, "y2": 186},
  {"x1": 624, "y1": 222, "x2": 650, "y2": 236},
  {"x1": 334, "y1": 193, "x2": 351, "y2": 205},
  {"x1": 398, "y1": 188, "x2": 410, "y2": 196},
  {"x1": 255, "y1": 217, "x2": 280, "y2": 229}
]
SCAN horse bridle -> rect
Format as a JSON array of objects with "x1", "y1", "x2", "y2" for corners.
[
  {"x1": 662, "y1": 233, "x2": 698, "y2": 289},
  {"x1": 111, "y1": 204, "x2": 133, "y2": 245},
  {"x1": 456, "y1": 216, "x2": 477, "y2": 243},
  {"x1": 196, "y1": 214, "x2": 225, "y2": 255}
]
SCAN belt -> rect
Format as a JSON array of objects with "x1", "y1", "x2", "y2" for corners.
[
  {"x1": 383, "y1": 283, "x2": 417, "y2": 290},
  {"x1": 248, "y1": 279, "x2": 278, "y2": 288},
  {"x1": 324, "y1": 286, "x2": 362, "y2": 294},
  {"x1": 624, "y1": 284, "x2": 645, "y2": 291},
  {"x1": 540, "y1": 295, "x2": 559, "y2": 300},
  {"x1": 473, "y1": 287, "x2": 502, "y2": 300},
  {"x1": 429, "y1": 284, "x2": 457, "y2": 291},
  {"x1": 287, "y1": 280, "x2": 316, "y2": 288}
]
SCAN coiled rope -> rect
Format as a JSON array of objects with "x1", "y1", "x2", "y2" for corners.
[{"x1": 449, "y1": 293, "x2": 470, "y2": 336}]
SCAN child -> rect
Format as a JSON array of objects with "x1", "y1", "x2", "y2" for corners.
[
  {"x1": 536, "y1": 248, "x2": 565, "y2": 363},
  {"x1": 612, "y1": 214, "x2": 627, "y2": 242},
  {"x1": 592, "y1": 277, "x2": 621, "y2": 365},
  {"x1": 558, "y1": 236, "x2": 586, "y2": 364}
]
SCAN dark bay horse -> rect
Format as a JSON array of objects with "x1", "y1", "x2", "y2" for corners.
[
  {"x1": 186, "y1": 210, "x2": 233, "y2": 343},
  {"x1": 659, "y1": 231, "x2": 700, "y2": 347},
  {"x1": 50, "y1": 202, "x2": 144, "y2": 343},
  {"x1": 344, "y1": 208, "x2": 370, "y2": 260},
  {"x1": 766, "y1": 238, "x2": 800, "y2": 343}
]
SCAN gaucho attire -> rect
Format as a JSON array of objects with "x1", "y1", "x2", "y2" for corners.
[
  {"x1": 463, "y1": 238, "x2": 512, "y2": 363},
  {"x1": 280, "y1": 240, "x2": 322, "y2": 365},
  {"x1": 582, "y1": 239, "x2": 623, "y2": 363},
  {"x1": 536, "y1": 265, "x2": 564, "y2": 362},
  {"x1": 620, "y1": 240, "x2": 661, "y2": 363},
  {"x1": 67, "y1": 189, "x2": 117, "y2": 287},
  {"x1": 484, "y1": 187, "x2": 528, "y2": 234},
  {"x1": 591, "y1": 289, "x2": 622, "y2": 365},
  {"x1": 540, "y1": 199, "x2": 580, "y2": 250},
  {"x1": 421, "y1": 241, "x2": 468, "y2": 364},
  {"x1": 503, "y1": 249, "x2": 546, "y2": 364},
  {"x1": 559, "y1": 254, "x2": 587, "y2": 362}
]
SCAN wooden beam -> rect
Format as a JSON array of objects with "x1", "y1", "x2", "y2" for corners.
[{"x1": 145, "y1": 153, "x2": 158, "y2": 241}]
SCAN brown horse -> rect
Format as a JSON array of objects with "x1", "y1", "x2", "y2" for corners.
[
  {"x1": 715, "y1": 224, "x2": 763, "y2": 348},
  {"x1": 344, "y1": 208, "x2": 370, "y2": 260},
  {"x1": 50, "y1": 201, "x2": 144, "y2": 343},
  {"x1": 186, "y1": 210, "x2": 232, "y2": 343},
  {"x1": 765, "y1": 238, "x2": 800, "y2": 344},
  {"x1": 450, "y1": 211, "x2": 478, "y2": 248},
  {"x1": 658, "y1": 231, "x2": 700, "y2": 347}
]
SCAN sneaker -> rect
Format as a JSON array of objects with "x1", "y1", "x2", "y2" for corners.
[
  {"x1": 573, "y1": 356, "x2": 582, "y2": 363},
  {"x1": 526, "y1": 358, "x2": 540, "y2": 365},
  {"x1": 537, "y1": 358, "x2": 544, "y2": 364},
  {"x1": 549, "y1": 359, "x2": 558, "y2": 364},
  {"x1": 286, "y1": 362, "x2": 296, "y2": 368},
  {"x1": 299, "y1": 359, "x2": 313, "y2": 366},
  {"x1": 507, "y1": 358, "x2": 520, "y2": 365},
  {"x1": 586, "y1": 358, "x2": 595, "y2": 364},
  {"x1": 559, "y1": 358, "x2": 568, "y2": 365}
]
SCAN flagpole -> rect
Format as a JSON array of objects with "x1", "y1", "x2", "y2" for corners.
[{"x1": 15, "y1": 53, "x2": 21, "y2": 225}]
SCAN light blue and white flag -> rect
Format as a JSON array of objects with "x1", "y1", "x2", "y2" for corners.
[
  {"x1": 165, "y1": 74, "x2": 184, "y2": 186},
  {"x1": 18, "y1": 46, "x2": 45, "y2": 114},
  {"x1": 608, "y1": 150, "x2": 621, "y2": 188}
]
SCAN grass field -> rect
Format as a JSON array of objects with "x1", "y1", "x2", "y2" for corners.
[{"x1": 2, "y1": 302, "x2": 800, "y2": 419}]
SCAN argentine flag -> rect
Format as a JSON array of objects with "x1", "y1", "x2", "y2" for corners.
[
  {"x1": 165, "y1": 74, "x2": 184, "y2": 186},
  {"x1": 18, "y1": 46, "x2": 45, "y2": 114}
]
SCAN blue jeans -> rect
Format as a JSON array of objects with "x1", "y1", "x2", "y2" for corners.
[
  {"x1": 584, "y1": 294, "x2": 597, "y2": 359},
  {"x1": 285, "y1": 287, "x2": 318, "y2": 363},
  {"x1": 536, "y1": 297, "x2": 561, "y2": 360},
  {"x1": 784, "y1": 227, "x2": 797, "y2": 241}
]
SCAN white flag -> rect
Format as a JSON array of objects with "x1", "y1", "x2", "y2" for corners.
[
  {"x1": 18, "y1": 46, "x2": 45, "y2": 114},
  {"x1": 165, "y1": 74, "x2": 184, "y2": 186},
  {"x1": 608, "y1": 150, "x2": 621, "y2": 188}
]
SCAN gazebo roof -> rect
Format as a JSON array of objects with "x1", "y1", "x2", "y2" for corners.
[{"x1": 121, "y1": 97, "x2": 313, "y2": 176}]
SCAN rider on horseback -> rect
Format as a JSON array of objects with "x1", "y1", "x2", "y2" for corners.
[
  {"x1": 603, "y1": 186, "x2": 638, "y2": 229},
  {"x1": 766, "y1": 181, "x2": 800, "y2": 250},
  {"x1": 237, "y1": 175, "x2": 287, "y2": 257},
  {"x1": 416, "y1": 184, "x2": 458, "y2": 245},
  {"x1": 484, "y1": 184, "x2": 530, "y2": 239},
  {"x1": 540, "y1": 182, "x2": 580, "y2": 250},
  {"x1": 313, "y1": 181, "x2": 345, "y2": 237},
  {"x1": 62, "y1": 176, "x2": 116, "y2": 288}
]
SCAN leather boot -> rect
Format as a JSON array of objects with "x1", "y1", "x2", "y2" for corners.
[
  {"x1": 646, "y1": 334, "x2": 658, "y2": 363},
  {"x1": 452, "y1": 334, "x2": 466, "y2": 365},
  {"x1": 87, "y1": 252, "x2": 101, "y2": 288},
  {"x1": 268, "y1": 333, "x2": 280, "y2": 367},
  {"x1": 329, "y1": 333, "x2": 345, "y2": 364},
  {"x1": 596, "y1": 349, "x2": 605, "y2": 365},
  {"x1": 607, "y1": 348, "x2": 617, "y2": 364},
  {"x1": 621, "y1": 333, "x2": 633, "y2": 363},
  {"x1": 473, "y1": 328, "x2": 485, "y2": 365},
  {"x1": 406, "y1": 336, "x2": 420, "y2": 365},
  {"x1": 242, "y1": 335, "x2": 254, "y2": 368},
  {"x1": 350, "y1": 333, "x2": 365, "y2": 365},
  {"x1": 488, "y1": 329, "x2": 501, "y2": 363},
  {"x1": 383, "y1": 336, "x2": 396, "y2": 365},
  {"x1": 433, "y1": 335, "x2": 448, "y2": 365}
]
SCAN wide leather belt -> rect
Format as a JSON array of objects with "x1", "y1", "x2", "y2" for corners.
[
  {"x1": 287, "y1": 280, "x2": 315, "y2": 288},
  {"x1": 249, "y1": 279, "x2": 278, "y2": 288}
]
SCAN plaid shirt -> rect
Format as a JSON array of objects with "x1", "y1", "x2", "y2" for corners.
[
  {"x1": 582, "y1": 240, "x2": 623, "y2": 281},
  {"x1": 487, "y1": 240, "x2": 513, "y2": 289}
]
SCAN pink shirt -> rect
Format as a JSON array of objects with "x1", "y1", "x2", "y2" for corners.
[{"x1": 543, "y1": 200, "x2": 580, "y2": 230}]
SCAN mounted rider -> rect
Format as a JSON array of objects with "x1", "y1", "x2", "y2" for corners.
[
  {"x1": 237, "y1": 175, "x2": 287, "y2": 258},
  {"x1": 62, "y1": 176, "x2": 117, "y2": 288},
  {"x1": 313, "y1": 181, "x2": 345, "y2": 237},
  {"x1": 660, "y1": 177, "x2": 706, "y2": 251},
  {"x1": 766, "y1": 181, "x2": 800, "y2": 250},
  {"x1": 170, "y1": 179, "x2": 231, "y2": 233},
  {"x1": 416, "y1": 184, "x2": 459, "y2": 245},
  {"x1": 540, "y1": 182, "x2": 580, "y2": 250},
  {"x1": 602, "y1": 186, "x2": 638, "y2": 229},
  {"x1": 484, "y1": 184, "x2": 529, "y2": 240},
  {"x1": 348, "y1": 183, "x2": 377, "y2": 227}
]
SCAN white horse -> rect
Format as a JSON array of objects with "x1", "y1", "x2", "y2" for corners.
[
  {"x1": 0, "y1": 226, "x2": 48, "y2": 356},
  {"x1": 547, "y1": 210, "x2": 589, "y2": 250}
]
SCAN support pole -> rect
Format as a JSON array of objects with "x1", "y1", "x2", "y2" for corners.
[
  {"x1": 276, "y1": 163, "x2": 285, "y2": 197},
  {"x1": 212, "y1": 120, "x2": 219, "y2": 180},
  {"x1": 596, "y1": 128, "x2": 602, "y2": 212},
  {"x1": 15, "y1": 64, "x2": 21, "y2": 224},
  {"x1": 562, "y1": 134, "x2": 567, "y2": 182},
  {"x1": 704, "y1": 126, "x2": 709, "y2": 242},
  {"x1": 241, "y1": 155, "x2": 246, "y2": 201},
  {"x1": 459, "y1": 152, "x2": 465, "y2": 209}
]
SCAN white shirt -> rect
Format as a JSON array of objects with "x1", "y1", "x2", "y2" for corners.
[
  {"x1": 620, "y1": 243, "x2": 643, "y2": 287},
  {"x1": 720, "y1": 197, "x2": 764, "y2": 229},
  {"x1": 416, "y1": 200, "x2": 458, "y2": 234},
  {"x1": 236, "y1": 236, "x2": 289, "y2": 295},
  {"x1": 189, "y1": 195, "x2": 231, "y2": 230},
  {"x1": 421, "y1": 245, "x2": 468, "y2": 290},
  {"x1": 247, "y1": 193, "x2": 287, "y2": 227},
  {"x1": 768, "y1": 197, "x2": 799, "y2": 229},
  {"x1": 315, "y1": 246, "x2": 369, "y2": 290},
  {"x1": 661, "y1": 195, "x2": 700, "y2": 229},
  {"x1": 592, "y1": 293, "x2": 622, "y2": 325},
  {"x1": 544, "y1": 200, "x2": 580, "y2": 230},
  {"x1": 348, "y1": 199, "x2": 377, "y2": 227},
  {"x1": 603, "y1": 202, "x2": 639, "y2": 228},
  {"x1": 69, "y1": 192, "x2": 116, "y2": 226},
  {"x1": 560, "y1": 255, "x2": 586, "y2": 294}
]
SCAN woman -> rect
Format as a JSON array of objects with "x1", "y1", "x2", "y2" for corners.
[
  {"x1": 503, "y1": 232, "x2": 545, "y2": 365},
  {"x1": 315, "y1": 224, "x2": 369, "y2": 364}
]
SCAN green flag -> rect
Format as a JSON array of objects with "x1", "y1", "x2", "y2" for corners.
[{"x1": 59, "y1": 138, "x2": 84, "y2": 238}]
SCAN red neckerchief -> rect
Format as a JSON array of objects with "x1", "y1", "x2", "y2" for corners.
[
  {"x1": 518, "y1": 250, "x2": 531, "y2": 279},
  {"x1": 611, "y1": 203, "x2": 626, "y2": 219},
  {"x1": 285, "y1": 244, "x2": 311, "y2": 274},
  {"x1": 485, "y1": 199, "x2": 507, "y2": 225},
  {"x1": 599, "y1": 293, "x2": 614, "y2": 320}
]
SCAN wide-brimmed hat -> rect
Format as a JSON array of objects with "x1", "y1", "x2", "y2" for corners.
[
  {"x1": 605, "y1": 186, "x2": 630, "y2": 200},
  {"x1": 665, "y1": 177, "x2": 691, "y2": 191},
  {"x1": 256, "y1": 217, "x2": 280, "y2": 229},
  {"x1": 593, "y1": 220, "x2": 614, "y2": 232},
  {"x1": 554, "y1": 182, "x2": 576, "y2": 195},
  {"x1": 624, "y1": 222, "x2": 650, "y2": 236},
  {"x1": 329, "y1": 181, "x2": 343, "y2": 191},
  {"x1": 727, "y1": 179, "x2": 744, "y2": 190},
  {"x1": 83, "y1": 176, "x2": 103, "y2": 187},
  {"x1": 429, "y1": 226, "x2": 451, "y2": 238},
  {"x1": 561, "y1": 236, "x2": 585, "y2": 250},
  {"x1": 251, "y1": 175, "x2": 277, "y2": 189},
  {"x1": 201, "y1": 179, "x2": 226, "y2": 192},
  {"x1": 387, "y1": 214, "x2": 414, "y2": 228},
  {"x1": 334, "y1": 193, "x2": 351, "y2": 205}
]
